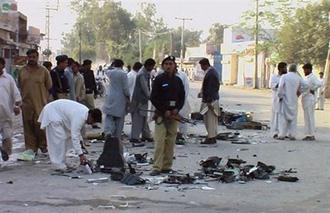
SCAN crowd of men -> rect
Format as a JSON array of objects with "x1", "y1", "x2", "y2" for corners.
[
  {"x1": 0, "y1": 48, "x2": 326, "y2": 175},
  {"x1": 270, "y1": 62, "x2": 325, "y2": 141},
  {"x1": 0, "y1": 49, "x2": 221, "y2": 175}
]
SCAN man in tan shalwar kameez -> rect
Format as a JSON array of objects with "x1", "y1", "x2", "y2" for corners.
[{"x1": 18, "y1": 49, "x2": 52, "y2": 158}]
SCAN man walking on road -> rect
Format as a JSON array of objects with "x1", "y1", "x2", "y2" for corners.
[
  {"x1": 301, "y1": 63, "x2": 322, "y2": 141},
  {"x1": 0, "y1": 57, "x2": 21, "y2": 161},
  {"x1": 38, "y1": 99, "x2": 101, "y2": 171},
  {"x1": 316, "y1": 72, "x2": 325, "y2": 111},
  {"x1": 198, "y1": 58, "x2": 220, "y2": 144},
  {"x1": 130, "y1": 59, "x2": 155, "y2": 146},
  {"x1": 269, "y1": 62, "x2": 287, "y2": 139},
  {"x1": 149, "y1": 56, "x2": 185, "y2": 176},
  {"x1": 18, "y1": 49, "x2": 52, "y2": 159},
  {"x1": 103, "y1": 59, "x2": 130, "y2": 140},
  {"x1": 277, "y1": 64, "x2": 303, "y2": 140}
]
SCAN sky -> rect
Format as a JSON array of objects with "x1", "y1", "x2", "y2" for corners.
[{"x1": 16, "y1": 0, "x2": 254, "y2": 52}]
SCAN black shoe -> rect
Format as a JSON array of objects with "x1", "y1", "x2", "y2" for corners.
[
  {"x1": 273, "y1": 134, "x2": 278, "y2": 139},
  {"x1": 149, "y1": 170, "x2": 161, "y2": 176},
  {"x1": 161, "y1": 169, "x2": 176, "y2": 174},
  {"x1": 201, "y1": 138, "x2": 216, "y2": 144},
  {"x1": 130, "y1": 138, "x2": 139, "y2": 143},
  {"x1": 0, "y1": 147, "x2": 9, "y2": 161},
  {"x1": 92, "y1": 125, "x2": 101, "y2": 129},
  {"x1": 131, "y1": 140, "x2": 145, "y2": 147},
  {"x1": 141, "y1": 137, "x2": 154, "y2": 142}
]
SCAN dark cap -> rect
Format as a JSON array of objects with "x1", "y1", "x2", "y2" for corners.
[
  {"x1": 83, "y1": 59, "x2": 92, "y2": 66},
  {"x1": 302, "y1": 63, "x2": 313, "y2": 70},
  {"x1": 161, "y1": 56, "x2": 175, "y2": 65},
  {"x1": 55, "y1": 55, "x2": 68, "y2": 63},
  {"x1": 89, "y1": 108, "x2": 102, "y2": 123}
]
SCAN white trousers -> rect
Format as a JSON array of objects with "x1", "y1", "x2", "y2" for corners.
[
  {"x1": 179, "y1": 122, "x2": 188, "y2": 137},
  {"x1": 303, "y1": 105, "x2": 316, "y2": 136},
  {"x1": 270, "y1": 110, "x2": 279, "y2": 135},
  {"x1": 45, "y1": 122, "x2": 71, "y2": 169},
  {"x1": 278, "y1": 114, "x2": 297, "y2": 138},
  {"x1": 316, "y1": 95, "x2": 325, "y2": 110}
]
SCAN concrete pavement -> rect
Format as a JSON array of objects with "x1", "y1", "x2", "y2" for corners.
[{"x1": 0, "y1": 82, "x2": 329, "y2": 213}]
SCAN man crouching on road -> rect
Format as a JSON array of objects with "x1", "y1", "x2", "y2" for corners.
[
  {"x1": 38, "y1": 99, "x2": 102, "y2": 171},
  {"x1": 149, "y1": 56, "x2": 185, "y2": 176}
]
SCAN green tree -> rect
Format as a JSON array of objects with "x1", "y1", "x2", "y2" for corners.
[
  {"x1": 62, "y1": 0, "x2": 136, "y2": 64},
  {"x1": 206, "y1": 23, "x2": 225, "y2": 51},
  {"x1": 277, "y1": 2, "x2": 330, "y2": 66}
]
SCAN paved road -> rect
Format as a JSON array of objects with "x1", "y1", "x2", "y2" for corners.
[{"x1": 0, "y1": 82, "x2": 329, "y2": 213}]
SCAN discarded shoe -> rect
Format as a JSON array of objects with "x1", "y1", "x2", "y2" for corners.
[
  {"x1": 0, "y1": 147, "x2": 9, "y2": 161},
  {"x1": 216, "y1": 132, "x2": 239, "y2": 141},
  {"x1": 161, "y1": 169, "x2": 176, "y2": 174},
  {"x1": 17, "y1": 149, "x2": 36, "y2": 161},
  {"x1": 175, "y1": 138, "x2": 185, "y2": 145},
  {"x1": 134, "y1": 153, "x2": 148, "y2": 163},
  {"x1": 257, "y1": 161, "x2": 276, "y2": 173},
  {"x1": 141, "y1": 137, "x2": 154, "y2": 142},
  {"x1": 132, "y1": 141, "x2": 145, "y2": 147},
  {"x1": 200, "y1": 156, "x2": 222, "y2": 168},
  {"x1": 201, "y1": 138, "x2": 216, "y2": 144},
  {"x1": 149, "y1": 170, "x2": 161, "y2": 176},
  {"x1": 220, "y1": 170, "x2": 236, "y2": 183},
  {"x1": 110, "y1": 170, "x2": 125, "y2": 181},
  {"x1": 164, "y1": 174, "x2": 195, "y2": 184},
  {"x1": 302, "y1": 136, "x2": 315, "y2": 141},
  {"x1": 226, "y1": 158, "x2": 246, "y2": 168},
  {"x1": 289, "y1": 136, "x2": 296, "y2": 141},
  {"x1": 277, "y1": 175, "x2": 299, "y2": 182},
  {"x1": 121, "y1": 172, "x2": 146, "y2": 185}
]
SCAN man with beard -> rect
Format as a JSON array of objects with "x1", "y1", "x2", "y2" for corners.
[
  {"x1": 277, "y1": 64, "x2": 303, "y2": 140},
  {"x1": 301, "y1": 63, "x2": 322, "y2": 141},
  {"x1": 269, "y1": 62, "x2": 287, "y2": 139},
  {"x1": 198, "y1": 58, "x2": 220, "y2": 144},
  {"x1": 149, "y1": 56, "x2": 185, "y2": 176},
  {"x1": 0, "y1": 57, "x2": 21, "y2": 161},
  {"x1": 18, "y1": 49, "x2": 52, "y2": 159}
]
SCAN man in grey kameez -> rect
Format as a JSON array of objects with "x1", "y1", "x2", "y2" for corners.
[
  {"x1": 103, "y1": 59, "x2": 130, "y2": 139},
  {"x1": 130, "y1": 59, "x2": 156, "y2": 145}
]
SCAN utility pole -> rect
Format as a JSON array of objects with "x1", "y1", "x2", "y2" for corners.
[
  {"x1": 175, "y1": 17, "x2": 192, "y2": 70},
  {"x1": 324, "y1": 11, "x2": 330, "y2": 98},
  {"x1": 254, "y1": 0, "x2": 259, "y2": 89},
  {"x1": 78, "y1": 22, "x2": 82, "y2": 64},
  {"x1": 138, "y1": 29, "x2": 142, "y2": 62},
  {"x1": 169, "y1": 31, "x2": 173, "y2": 55},
  {"x1": 45, "y1": 0, "x2": 59, "y2": 60}
]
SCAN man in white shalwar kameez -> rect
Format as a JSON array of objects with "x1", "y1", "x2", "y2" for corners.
[
  {"x1": 269, "y1": 62, "x2": 287, "y2": 138},
  {"x1": 277, "y1": 64, "x2": 303, "y2": 140},
  {"x1": 177, "y1": 69, "x2": 191, "y2": 141},
  {"x1": 316, "y1": 72, "x2": 325, "y2": 110},
  {"x1": 127, "y1": 62, "x2": 143, "y2": 101},
  {"x1": 301, "y1": 63, "x2": 322, "y2": 141},
  {"x1": 38, "y1": 99, "x2": 102, "y2": 170}
]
